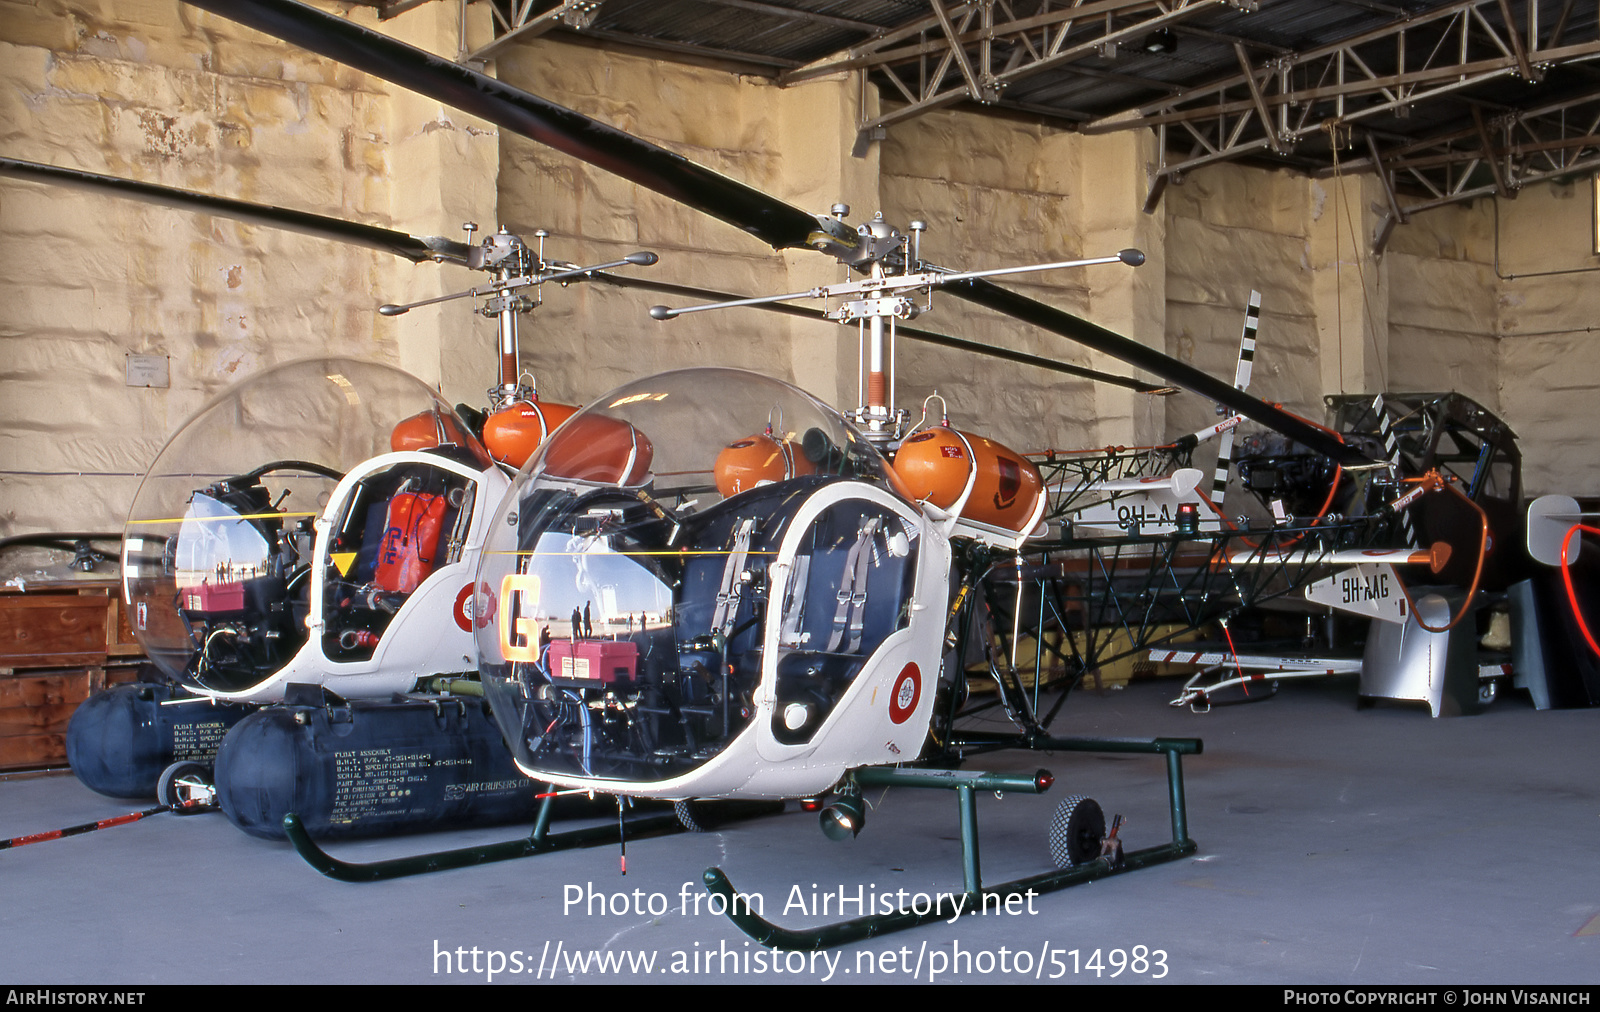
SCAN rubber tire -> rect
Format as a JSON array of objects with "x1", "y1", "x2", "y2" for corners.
[
  {"x1": 1048, "y1": 795, "x2": 1105, "y2": 869},
  {"x1": 156, "y1": 761, "x2": 213, "y2": 814}
]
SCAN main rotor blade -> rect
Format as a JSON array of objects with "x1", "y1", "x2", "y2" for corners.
[
  {"x1": 187, "y1": 0, "x2": 1377, "y2": 467},
  {"x1": 0, "y1": 157, "x2": 471, "y2": 265},
  {"x1": 586, "y1": 271, "x2": 1174, "y2": 395},
  {"x1": 949, "y1": 278, "x2": 1372, "y2": 467},
  {"x1": 184, "y1": 0, "x2": 826, "y2": 254}
]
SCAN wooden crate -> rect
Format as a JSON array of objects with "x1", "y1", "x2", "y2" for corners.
[{"x1": 0, "y1": 579, "x2": 146, "y2": 771}]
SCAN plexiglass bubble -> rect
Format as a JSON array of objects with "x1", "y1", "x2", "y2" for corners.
[
  {"x1": 475, "y1": 368, "x2": 909, "y2": 785},
  {"x1": 123, "y1": 358, "x2": 485, "y2": 692}
]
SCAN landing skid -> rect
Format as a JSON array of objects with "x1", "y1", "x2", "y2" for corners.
[
  {"x1": 282, "y1": 792, "x2": 685, "y2": 882},
  {"x1": 1157, "y1": 647, "x2": 1362, "y2": 711},
  {"x1": 705, "y1": 735, "x2": 1200, "y2": 950}
]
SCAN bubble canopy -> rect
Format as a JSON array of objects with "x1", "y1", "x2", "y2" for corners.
[
  {"x1": 475, "y1": 368, "x2": 912, "y2": 787},
  {"x1": 122, "y1": 358, "x2": 483, "y2": 688}
]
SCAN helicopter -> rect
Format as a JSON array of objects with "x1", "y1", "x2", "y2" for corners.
[
  {"x1": 153, "y1": 0, "x2": 1501, "y2": 952},
  {"x1": 7, "y1": 0, "x2": 1467, "y2": 948},
  {"x1": 0, "y1": 154, "x2": 687, "y2": 825},
  {"x1": 3, "y1": 155, "x2": 1161, "y2": 708},
  {"x1": 116, "y1": 225, "x2": 661, "y2": 708},
  {"x1": 0, "y1": 154, "x2": 1199, "y2": 846}
]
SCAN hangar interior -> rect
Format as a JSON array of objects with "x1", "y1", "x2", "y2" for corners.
[
  {"x1": 8, "y1": 0, "x2": 1600, "y2": 534},
  {"x1": 1, "y1": 0, "x2": 1599, "y2": 985}
]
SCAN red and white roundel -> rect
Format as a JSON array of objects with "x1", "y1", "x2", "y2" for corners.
[
  {"x1": 453, "y1": 584, "x2": 475, "y2": 632},
  {"x1": 454, "y1": 582, "x2": 499, "y2": 632},
  {"x1": 889, "y1": 663, "x2": 921, "y2": 724}
]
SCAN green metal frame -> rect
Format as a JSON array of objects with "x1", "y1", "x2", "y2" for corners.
[{"x1": 704, "y1": 736, "x2": 1200, "y2": 950}]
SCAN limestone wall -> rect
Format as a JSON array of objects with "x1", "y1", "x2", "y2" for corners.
[
  {"x1": 0, "y1": 0, "x2": 493, "y2": 539},
  {"x1": 491, "y1": 37, "x2": 839, "y2": 408},
  {"x1": 9, "y1": 0, "x2": 1600, "y2": 551},
  {"x1": 1383, "y1": 199, "x2": 1498, "y2": 408},
  {"x1": 1163, "y1": 163, "x2": 1321, "y2": 443},
  {"x1": 1162, "y1": 158, "x2": 1600, "y2": 499},
  {"x1": 492, "y1": 42, "x2": 1167, "y2": 459},
  {"x1": 1492, "y1": 180, "x2": 1600, "y2": 496},
  {"x1": 879, "y1": 113, "x2": 1164, "y2": 455}
]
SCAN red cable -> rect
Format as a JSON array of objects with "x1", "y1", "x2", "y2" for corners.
[
  {"x1": 1560, "y1": 524, "x2": 1600, "y2": 658},
  {"x1": 1220, "y1": 618, "x2": 1251, "y2": 697},
  {"x1": 1, "y1": 803, "x2": 193, "y2": 850}
]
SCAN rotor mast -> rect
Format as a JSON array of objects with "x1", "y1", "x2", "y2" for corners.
[
  {"x1": 379, "y1": 225, "x2": 658, "y2": 413},
  {"x1": 485, "y1": 226, "x2": 543, "y2": 409},
  {"x1": 838, "y1": 208, "x2": 917, "y2": 444},
  {"x1": 652, "y1": 204, "x2": 1136, "y2": 447}
]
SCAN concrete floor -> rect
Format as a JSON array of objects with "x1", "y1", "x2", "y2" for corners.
[{"x1": 3, "y1": 676, "x2": 1597, "y2": 986}]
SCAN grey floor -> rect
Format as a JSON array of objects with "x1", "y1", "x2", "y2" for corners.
[{"x1": 3, "y1": 676, "x2": 1597, "y2": 986}]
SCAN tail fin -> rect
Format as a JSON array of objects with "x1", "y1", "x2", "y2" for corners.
[
  {"x1": 1209, "y1": 290, "x2": 1260, "y2": 511},
  {"x1": 1371, "y1": 394, "x2": 1416, "y2": 546}
]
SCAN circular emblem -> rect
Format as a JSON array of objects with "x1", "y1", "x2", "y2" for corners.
[
  {"x1": 454, "y1": 581, "x2": 499, "y2": 632},
  {"x1": 476, "y1": 582, "x2": 498, "y2": 629},
  {"x1": 889, "y1": 662, "x2": 921, "y2": 724}
]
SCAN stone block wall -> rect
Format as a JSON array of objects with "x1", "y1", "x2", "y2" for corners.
[
  {"x1": 1165, "y1": 159, "x2": 1600, "y2": 498},
  {"x1": 8, "y1": 0, "x2": 1599, "y2": 548},
  {"x1": 0, "y1": 0, "x2": 492, "y2": 541},
  {"x1": 1491, "y1": 180, "x2": 1600, "y2": 496}
]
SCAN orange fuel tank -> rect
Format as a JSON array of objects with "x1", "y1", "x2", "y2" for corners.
[
  {"x1": 482, "y1": 400, "x2": 580, "y2": 468},
  {"x1": 540, "y1": 414, "x2": 654, "y2": 486},
  {"x1": 389, "y1": 410, "x2": 491, "y2": 467},
  {"x1": 892, "y1": 427, "x2": 1043, "y2": 534},
  {"x1": 713, "y1": 433, "x2": 817, "y2": 498}
]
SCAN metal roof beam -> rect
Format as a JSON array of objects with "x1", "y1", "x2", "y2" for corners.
[
  {"x1": 691, "y1": 0, "x2": 885, "y2": 35},
  {"x1": 782, "y1": 0, "x2": 1215, "y2": 84},
  {"x1": 467, "y1": 0, "x2": 601, "y2": 62},
  {"x1": 1102, "y1": 0, "x2": 1488, "y2": 125},
  {"x1": 845, "y1": 0, "x2": 1225, "y2": 138},
  {"x1": 1084, "y1": 37, "x2": 1600, "y2": 137},
  {"x1": 1321, "y1": 86, "x2": 1600, "y2": 183}
]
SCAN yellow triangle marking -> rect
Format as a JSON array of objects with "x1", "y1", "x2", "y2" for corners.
[
  {"x1": 331, "y1": 552, "x2": 357, "y2": 577},
  {"x1": 1575, "y1": 913, "x2": 1600, "y2": 937}
]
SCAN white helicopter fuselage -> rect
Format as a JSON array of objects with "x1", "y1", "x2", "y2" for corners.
[
  {"x1": 186, "y1": 450, "x2": 510, "y2": 704},
  {"x1": 486, "y1": 477, "x2": 953, "y2": 802}
]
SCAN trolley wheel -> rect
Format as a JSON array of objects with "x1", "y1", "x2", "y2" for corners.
[
  {"x1": 674, "y1": 799, "x2": 713, "y2": 832},
  {"x1": 1048, "y1": 795, "x2": 1105, "y2": 869},
  {"x1": 156, "y1": 761, "x2": 215, "y2": 814}
]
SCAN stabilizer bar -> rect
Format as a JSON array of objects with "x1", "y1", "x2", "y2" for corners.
[
  {"x1": 705, "y1": 735, "x2": 1201, "y2": 950},
  {"x1": 705, "y1": 841, "x2": 1192, "y2": 951}
]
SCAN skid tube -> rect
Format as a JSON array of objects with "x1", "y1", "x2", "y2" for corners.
[
  {"x1": 705, "y1": 735, "x2": 1201, "y2": 950},
  {"x1": 283, "y1": 791, "x2": 686, "y2": 883}
]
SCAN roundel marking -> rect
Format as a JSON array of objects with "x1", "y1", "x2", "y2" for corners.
[
  {"x1": 454, "y1": 582, "x2": 499, "y2": 631},
  {"x1": 476, "y1": 582, "x2": 498, "y2": 629},
  {"x1": 889, "y1": 662, "x2": 921, "y2": 725}
]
